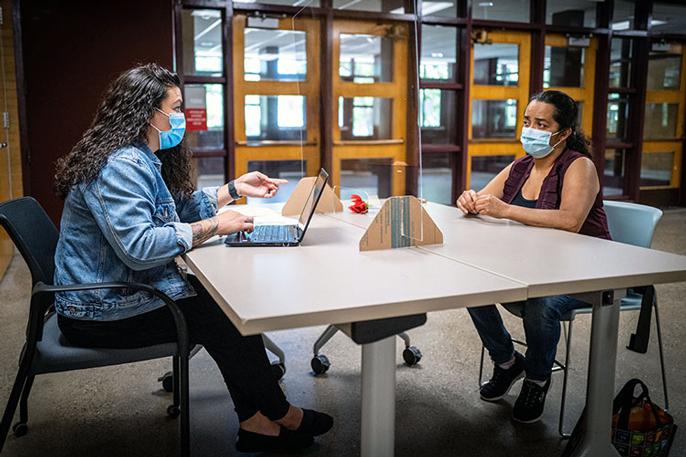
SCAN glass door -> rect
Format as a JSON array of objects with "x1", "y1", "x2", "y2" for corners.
[
  {"x1": 332, "y1": 20, "x2": 409, "y2": 198},
  {"x1": 543, "y1": 34, "x2": 596, "y2": 138},
  {"x1": 641, "y1": 43, "x2": 686, "y2": 195},
  {"x1": 468, "y1": 30, "x2": 530, "y2": 191},
  {"x1": 232, "y1": 14, "x2": 321, "y2": 201}
]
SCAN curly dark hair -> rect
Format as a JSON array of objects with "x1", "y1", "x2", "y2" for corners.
[
  {"x1": 54, "y1": 63, "x2": 195, "y2": 199},
  {"x1": 529, "y1": 90, "x2": 592, "y2": 159}
]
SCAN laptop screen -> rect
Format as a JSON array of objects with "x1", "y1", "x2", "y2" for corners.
[{"x1": 297, "y1": 168, "x2": 329, "y2": 232}]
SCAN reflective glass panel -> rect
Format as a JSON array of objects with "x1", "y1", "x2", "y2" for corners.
[
  {"x1": 339, "y1": 97, "x2": 393, "y2": 140},
  {"x1": 422, "y1": 153, "x2": 453, "y2": 205},
  {"x1": 333, "y1": 0, "x2": 405, "y2": 14},
  {"x1": 182, "y1": 9, "x2": 223, "y2": 77},
  {"x1": 640, "y1": 151, "x2": 674, "y2": 187},
  {"x1": 184, "y1": 84, "x2": 224, "y2": 150},
  {"x1": 340, "y1": 158, "x2": 394, "y2": 198},
  {"x1": 606, "y1": 94, "x2": 630, "y2": 140},
  {"x1": 195, "y1": 156, "x2": 225, "y2": 189},
  {"x1": 245, "y1": 95, "x2": 307, "y2": 141},
  {"x1": 546, "y1": 0, "x2": 596, "y2": 28},
  {"x1": 235, "y1": 0, "x2": 320, "y2": 7},
  {"x1": 644, "y1": 103, "x2": 679, "y2": 139},
  {"x1": 471, "y1": 155, "x2": 516, "y2": 191},
  {"x1": 420, "y1": 25, "x2": 457, "y2": 83},
  {"x1": 471, "y1": 99, "x2": 517, "y2": 139},
  {"x1": 612, "y1": 0, "x2": 639, "y2": 30},
  {"x1": 610, "y1": 38, "x2": 633, "y2": 88},
  {"x1": 544, "y1": 46, "x2": 585, "y2": 88},
  {"x1": 246, "y1": 160, "x2": 306, "y2": 205},
  {"x1": 576, "y1": 101, "x2": 584, "y2": 127},
  {"x1": 244, "y1": 29, "x2": 307, "y2": 82},
  {"x1": 472, "y1": 0, "x2": 529, "y2": 23},
  {"x1": 473, "y1": 43, "x2": 519, "y2": 86},
  {"x1": 652, "y1": 2, "x2": 686, "y2": 34},
  {"x1": 422, "y1": 1, "x2": 458, "y2": 18},
  {"x1": 604, "y1": 149, "x2": 627, "y2": 197},
  {"x1": 420, "y1": 89, "x2": 458, "y2": 145},
  {"x1": 647, "y1": 54, "x2": 682, "y2": 91},
  {"x1": 340, "y1": 34, "x2": 393, "y2": 83}
]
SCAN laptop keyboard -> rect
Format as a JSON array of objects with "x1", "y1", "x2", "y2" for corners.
[{"x1": 250, "y1": 225, "x2": 296, "y2": 242}]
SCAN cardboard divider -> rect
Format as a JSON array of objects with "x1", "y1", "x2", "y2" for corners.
[
  {"x1": 281, "y1": 176, "x2": 343, "y2": 216},
  {"x1": 359, "y1": 196, "x2": 443, "y2": 252}
]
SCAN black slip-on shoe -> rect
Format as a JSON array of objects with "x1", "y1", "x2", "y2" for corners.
[
  {"x1": 295, "y1": 409, "x2": 334, "y2": 436},
  {"x1": 236, "y1": 427, "x2": 314, "y2": 453}
]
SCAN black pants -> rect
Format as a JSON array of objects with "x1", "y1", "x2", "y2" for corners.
[{"x1": 57, "y1": 275, "x2": 290, "y2": 422}]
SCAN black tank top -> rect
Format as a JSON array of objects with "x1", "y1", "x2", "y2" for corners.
[{"x1": 510, "y1": 188, "x2": 537, "y2": 209}]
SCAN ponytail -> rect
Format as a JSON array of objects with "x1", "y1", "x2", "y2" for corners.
[{"x1": 564, "y1": 127, "x2": 592, "y2": 159}]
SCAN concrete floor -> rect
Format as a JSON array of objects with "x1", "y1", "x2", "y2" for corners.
[{"x1": 1, "y1": 208, "x2": 685, "y2": 457}]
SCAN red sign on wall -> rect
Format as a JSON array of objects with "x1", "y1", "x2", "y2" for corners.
[{"x1": 185, "y1": 108, "x2": 207, "y2": 131}]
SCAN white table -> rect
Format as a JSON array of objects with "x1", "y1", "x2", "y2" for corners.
[{"x1": 184, "y1": 203, "x2": 686, "y2": 457}]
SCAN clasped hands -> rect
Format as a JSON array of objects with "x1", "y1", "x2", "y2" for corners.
[{"x1": 456, "y1": 190, "x2": 510, "y2": 219}]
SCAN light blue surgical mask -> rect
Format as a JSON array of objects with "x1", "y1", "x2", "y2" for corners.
[
  {"x1": 520, "y1": 127, "x2": 563, "y2": 159},
  {"x1": 151, "y1": 108, "x2": 186, "y2": 150}
]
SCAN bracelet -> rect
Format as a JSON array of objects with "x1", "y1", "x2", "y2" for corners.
[{"x1": 228, "y1": 180, "x2": 242, "y2": 200}]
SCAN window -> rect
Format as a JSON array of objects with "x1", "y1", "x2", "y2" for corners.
[
  {"x1": 340, "y1": 34, "x2": 394, "y2": 83},
  {"x1": 244, "y1": 29, "x2": 307, "y2": 82},
  {"x1": 182, "y1": 9, "x2": 223, "y2": 77},
  {"x1": 339, "y1": 97, "x2": 394, "y2": 140},
  {"x1": 473, "y1": 43, "x2": 519, "y2": 86}
]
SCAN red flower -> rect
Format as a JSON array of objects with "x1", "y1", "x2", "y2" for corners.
[{"x1": 348, "y1": 194, "x2": 369, "y2": 214}]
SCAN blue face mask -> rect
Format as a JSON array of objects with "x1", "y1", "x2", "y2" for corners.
[
  {"x1": 151, "y1": 108, "x2": 186, "y2": 150},
  {"x1": 520, "y1": 127, "x2": 563, "y2": 159}
]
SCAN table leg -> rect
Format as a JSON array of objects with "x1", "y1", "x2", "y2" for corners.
[
  {"x1": 569, "y1": 290, "x2": 624, "y2": 457},
  {"x1": 361, "y1": 336, "x2": 396, "y2": 457}
]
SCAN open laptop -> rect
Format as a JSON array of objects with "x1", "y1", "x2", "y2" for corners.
[{"x1": 224, "y1": 168, "x2": 329, "y2": 247}]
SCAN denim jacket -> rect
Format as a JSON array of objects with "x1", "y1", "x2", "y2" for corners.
[{"x1": 54, "y1": 141, "x2": 219, "y2": 321}]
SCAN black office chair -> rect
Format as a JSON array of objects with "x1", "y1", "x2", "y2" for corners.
[{"x1": 0, "y1": 197, "x2": 191, "y2": 457}]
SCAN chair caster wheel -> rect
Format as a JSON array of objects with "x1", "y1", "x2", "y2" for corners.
[
  {"x1": 311, "y1": 354, "x2": 330, "y2": 375},
  {"x1": 159, "y1": 371, "x2": 174, "y2": 393},
  {"x1": 271, "y1": 362, "x2": 286, "y2": 380},
  {"x1": 403, "y1": 346, "x2": 422, "y2": 366},
  {"x1": 167, "y1": 405, "x2": 181, "y2": 419},
  {"x1": 13, "y1": 422, "x2": 28, "y2": 437}
]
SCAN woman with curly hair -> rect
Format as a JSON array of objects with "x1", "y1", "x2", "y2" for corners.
[
  {"x1": 456, "y1": 90, "x2": 610, "y2": 425},
  {"x1": 53, "y1": 63, "x2": 333, "y2": 452}
]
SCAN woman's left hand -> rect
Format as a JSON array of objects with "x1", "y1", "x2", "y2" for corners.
[
  {"x1": 235, "y1": 171, "x2": 289, "y2": 199},
  {"x1": 474, "y1": 194, "x2": 510, "y2": 219}
]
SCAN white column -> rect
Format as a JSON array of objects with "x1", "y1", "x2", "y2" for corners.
[
  {"x1": 360, "y1": 336, "x2": 396, "y2": 457},
  {"x1": 570, "y1": 290, "x2": 625, "y2": 457}
]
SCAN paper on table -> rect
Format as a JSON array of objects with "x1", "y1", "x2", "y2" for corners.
[{"x1": 220, "y1": 205, "x2": 297, "y2": 225}]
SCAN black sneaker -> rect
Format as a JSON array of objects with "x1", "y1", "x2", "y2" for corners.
[
  {"x1": 480, "y1": 351, "x2": 525, "y2": 401},
  {"x1": 512, "y1": 378, "x2": 552, "y2": 424}
]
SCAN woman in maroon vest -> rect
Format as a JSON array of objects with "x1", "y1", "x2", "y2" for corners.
[{"x1": 456, "y1": 90, "x2": 611, "y2": 424}]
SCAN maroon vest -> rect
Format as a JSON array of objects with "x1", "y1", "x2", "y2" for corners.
[{"x1": 501, "y1": 149, "x2": 611, "y2": 240}]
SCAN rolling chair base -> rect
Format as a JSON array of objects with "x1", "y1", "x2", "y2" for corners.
[{"x1": 310, "y1": 324, "x2": 422, "y2": 375}]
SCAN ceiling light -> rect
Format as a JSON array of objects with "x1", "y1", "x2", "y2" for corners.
[
  {"x1": 612, "y1": 19, "x2": 668, "y2": 31},
  {"x1": 612, "y1": 20, "x2": 630, "y2": 30},
  {"x1": 478, "y1": 2, "x2": 494, "y2": 6},
  {"x1": 421, "y1": 2, "x2": 454, "y2": 15},
  {"x1": 191, "y1": 10, "x2": 222, "y2": 17}
]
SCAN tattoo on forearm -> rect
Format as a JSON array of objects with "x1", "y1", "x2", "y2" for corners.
[{"x1": 192, "y1": 217, "x2": 219, "y2": 247}]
